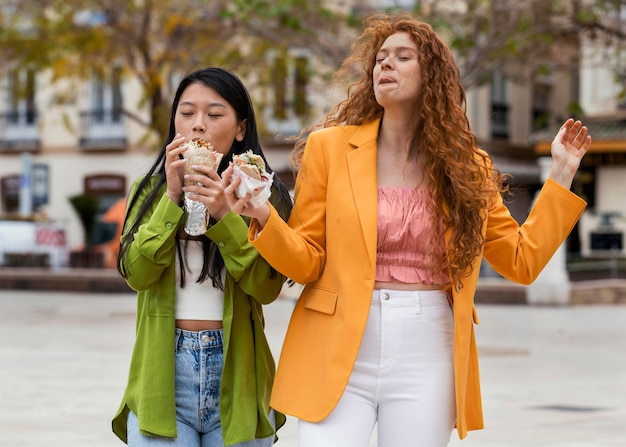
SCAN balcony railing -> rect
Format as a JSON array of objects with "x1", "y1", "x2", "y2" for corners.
[
  {"x1": 0, "y1": 111, "x2": 40, "y2": 151},
  {"x1": 79, "y1": 109, "x2": 127, "y2": 150}
]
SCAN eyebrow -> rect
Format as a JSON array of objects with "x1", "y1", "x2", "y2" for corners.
[
  {"x1": 377, "y1": 46, "x2": 417, "y2": 54},
  {"x1": 179, "y1": 101, "x2": 228, "y2": 108}
]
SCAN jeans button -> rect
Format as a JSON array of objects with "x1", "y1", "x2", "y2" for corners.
[
  {"x1": 382, "y1": 292, "x2": 390, "y2": 300},
  {"x1": 201, "y1": 334, "x2": 210, "y2": 343}
]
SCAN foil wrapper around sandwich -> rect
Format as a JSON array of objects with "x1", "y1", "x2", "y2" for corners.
[{"x1": 183, "y1": 151, "x2": 223, "y2": 236}]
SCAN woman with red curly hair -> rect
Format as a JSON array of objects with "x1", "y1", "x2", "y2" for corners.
[{"x1": 223, "y1": 13, "x2": 591, "y2": 447}]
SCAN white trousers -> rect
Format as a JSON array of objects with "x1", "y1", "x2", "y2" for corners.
[{"x1": 298, "y1": 289, "x2": 456, "y2": 447}]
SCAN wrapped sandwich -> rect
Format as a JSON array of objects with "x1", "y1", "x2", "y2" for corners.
[
  {"x1": 231, "y1": 150, "x2": 274, "y2": 207},
  {"x1": 182, "y1": 138, "x2": 224, "y2": 236},
  {"x1": 184, "y1": 138, "x2": 224, "y2": 185}
]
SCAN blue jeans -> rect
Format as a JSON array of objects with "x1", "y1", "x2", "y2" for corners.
[{"x1": 128, "y1": 328, "x2": 227, "y2": 447}]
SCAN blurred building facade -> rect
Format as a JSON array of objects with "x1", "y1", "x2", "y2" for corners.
[{"x1": 1, "y1": 0, "x2": 624, "y2": 263}]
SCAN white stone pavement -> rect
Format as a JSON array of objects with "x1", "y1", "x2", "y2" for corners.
[{"x1": 0, "y1": 286, "x2": 625, "y2": 447}]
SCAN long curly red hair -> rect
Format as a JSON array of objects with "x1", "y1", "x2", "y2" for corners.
[{"x1": 292, "y1": 13, "x2": 504, "y2": 288}]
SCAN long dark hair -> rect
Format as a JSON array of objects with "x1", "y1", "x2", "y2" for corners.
[{"x1": 118, "y1": 67, "x2": 293, "y2": 289}]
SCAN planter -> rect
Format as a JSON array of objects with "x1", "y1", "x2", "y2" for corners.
[
  {"x1": 4, "y1": 252, "x2": 50, "y2": 268},
  {"x1": 69, "y1": 250, "x2": 104, "y2": 268}
]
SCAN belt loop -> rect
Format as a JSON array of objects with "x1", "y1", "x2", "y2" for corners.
[
  {"x1": 174, "y1": 328, "x2": 182, "y2": 352},
  {"x1": 414, "y1": 291, "x2": 422, "y2": 315}
]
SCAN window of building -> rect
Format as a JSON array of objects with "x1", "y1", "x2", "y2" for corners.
[
  {"x1": 293, "y1": 54, "x2": 308, "y2": 117},
  {"x1": 6, "y1": 68, "x2": 36, "y2": 124},
  {"x1": 532, "y1": 83, "x2": 551, "y2": 131},
  {"x1": 81, "y1": 67, "x2": 126, "y2": 149},
  {"x1": 1, "y1": 68, "x2": 39, "y2": 150},
  {"x1": 272, "y1": 53, "x2": 288, "y2": 120},
  {"x1": 91, "y1": 67, "x2": 122, "y2": 123},
  {"x1": 267, "y1": 48, "x2": 310, "y2": 134},
  {"x1": 1, "y1": 175, "x2": 20, "y2": 213},
  {"x1": 490, "y1": 72, "x2": 509, "y2": 139}
]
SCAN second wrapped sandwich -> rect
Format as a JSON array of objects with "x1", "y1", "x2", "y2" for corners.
[{"x1": 231, "y1": 150, "x2": 274, "y2": 207}]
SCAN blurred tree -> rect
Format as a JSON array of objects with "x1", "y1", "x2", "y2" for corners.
[
  {"x1": 2, "y1": 0, "x2": 625, "y2": 143},
  {"x1": 0, "y1": 0, "x2": 354, "y2": 145},
  {"x1": 403, "y1": 0, "x2": 626, "y2": 90}
]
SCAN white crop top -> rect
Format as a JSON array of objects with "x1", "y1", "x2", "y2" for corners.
[{"x1": 175, "y1": 240, "x2": 224, "y2": 320}]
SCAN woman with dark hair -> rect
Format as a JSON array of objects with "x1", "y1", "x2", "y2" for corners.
[
  {"x1": 224, "y1": 13, "x2": 592, "y2": 447},
  {"x1": 112, "y1": 67, "x2": 291, "y2": 446}
]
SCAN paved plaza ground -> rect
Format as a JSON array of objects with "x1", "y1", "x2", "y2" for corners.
[{"x1": 0, "y1": 287, "x2": 625, "y2": 446}]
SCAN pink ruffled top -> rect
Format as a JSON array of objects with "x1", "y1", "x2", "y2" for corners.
[{"x1": 376, "y1": 187, "x2": 449, "y2": 285}]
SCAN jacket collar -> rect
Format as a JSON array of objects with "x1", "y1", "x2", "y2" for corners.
[
  {"x1": 348, "y1": 119, "x2": 381, "y2": 148},
  {"x1": 346, "y1": 119, "x2": 381, "y2": 269}
]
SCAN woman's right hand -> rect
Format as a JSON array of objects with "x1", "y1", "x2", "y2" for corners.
[
  {"x1": 165, "y1": 134, "x2": 188, "y2": 205},
  {"x1": 221, "y1": 164, "x2": 271, "y2": 228}
]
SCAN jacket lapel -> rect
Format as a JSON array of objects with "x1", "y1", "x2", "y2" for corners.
[{"x1": 346, "y1": 120, "x2": 381, "y2": 271}]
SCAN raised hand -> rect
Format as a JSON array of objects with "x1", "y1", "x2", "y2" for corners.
[
  {"x1": 165, "y1": 134, "x2": 188, "y2": 205},
  {"x1": 549, "y1": 118, "x2": 592, "y2": 189}
]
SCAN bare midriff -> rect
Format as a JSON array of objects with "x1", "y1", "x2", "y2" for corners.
[
  {"x1": 176, "y1": 320, "x2": 223, "y2": 331},
  {"x1": 374, "y1": 280, "x2": 444, "y2": 291}
]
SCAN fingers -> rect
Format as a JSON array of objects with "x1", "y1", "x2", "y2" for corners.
[
  {"x1": 559, "y1": 118, "x2": 592, "y2": 151},
  {"x1": 567, "y1": 121, "x2": 585, "y2": 143},
  {"x1": 165, "y1": 135, "x2": 187, "y2": 178},
  {"x1": 180, "y1": 162, "x2": 262, "y2": 218},
  {"x1": 166, "y1": 134, "x2": 187, "y2": 160},
  {"x1": 580, "y1": 134, "x2": 592, "y2": 154},
  {"x1": 221, "y1": 164, "x2": 234, "y2": 188},
  {"x1": 164, "y1": 135, "x2": 188, "y2": 203},
  {"x1": 221, "y1": 173, "x2": 253, "y2": 213},
  {"x1": 183, "y1": 174, "x2": 221, "y2": 195},
  {"x1": 230, "y1": 194, "x2": 254, "y2": 215},
  {"x1": 223, "y1": 174, "x2": 242, "y2": 207},
  {"x1": 185, "y1": 165, "x2": 220, "y2": 182},
  {"x1": 169, "y1": 156, "x2": 187, "y2": 172},
  {"x1": 558, "y1": 118, "x2": 579, "y2": 141}
]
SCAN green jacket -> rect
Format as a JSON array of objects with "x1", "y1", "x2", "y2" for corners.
[{"x1": 112, "y1": 176, "x2": 286, "y2": 445}]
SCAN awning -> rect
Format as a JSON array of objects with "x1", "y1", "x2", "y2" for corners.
[{"x1": 531, "y1": 116, "x2": 626, "y2": 155}]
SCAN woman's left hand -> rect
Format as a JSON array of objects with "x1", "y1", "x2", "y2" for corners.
[
  {"x1": 549, "y1": 118, "x2": 592, "y2": 189},
  {"x1": 182, "y1": 166, "x2": 230, "y2": 221},
  {"x1": 221, "y1": 164, "x2": 271, "y2": 227}
]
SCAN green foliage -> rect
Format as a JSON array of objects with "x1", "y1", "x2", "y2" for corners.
[
  {"x1": 566, "y1": 100, "x2": 585, "y2": 119},
  {"x1": 1, "y1": 0, "x2": 354, "y2": 148},
  {"x1": 419, "y1": 0, "x2": 626, "y2": 90},
  {"x1": 3, "y1": 0, "x2": 625, "y2": 140},
  {"x1": 576, "y1": 9, "x2": 598, "y2": 25}
]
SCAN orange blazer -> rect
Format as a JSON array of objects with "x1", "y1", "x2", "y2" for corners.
[{"x1": 249, "y1": 119, "x2": 586, "y2": 439}]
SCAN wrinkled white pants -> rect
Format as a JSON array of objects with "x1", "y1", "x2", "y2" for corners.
[{"x1": 299, "y1": 289, "x2": 456, "y2": 447}]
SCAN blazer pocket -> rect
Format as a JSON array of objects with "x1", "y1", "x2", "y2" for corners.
[
  {"x1": 303, "y1": 287, "x2": 338, "y2": 315},
  {"x1": 147, "y1": 283, "x2": 175, "y2": 317},
  {"x1": 472, "y1": 305, "x2": 480, "y2": 324}
]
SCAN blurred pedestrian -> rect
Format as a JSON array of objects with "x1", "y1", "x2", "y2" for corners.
[{"x1": 112, "y1": 67, "x2": 292, "y2": 446}]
